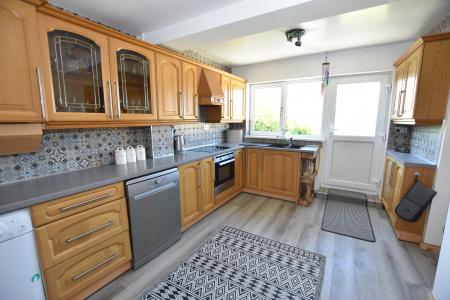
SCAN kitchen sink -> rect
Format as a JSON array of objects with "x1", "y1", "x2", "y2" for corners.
[{"x1": 266, "y1": 144, "x2": 302, "y2": 149}]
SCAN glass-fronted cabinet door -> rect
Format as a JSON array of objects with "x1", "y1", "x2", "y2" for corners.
[
  {"x1": 38, "y1": 14, "x2": 113, "y2": 122},
  {"x1": 108, "y1": 38, "x2": 157, "y2": 121}
]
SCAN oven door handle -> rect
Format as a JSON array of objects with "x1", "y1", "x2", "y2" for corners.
[{"x1": 218, "y1": 158, "x2": 235, "y2": 166}]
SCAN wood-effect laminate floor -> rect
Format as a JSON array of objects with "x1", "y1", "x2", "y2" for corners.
[{"x1": 89, "y1": 193, "x2": 437, "y2": 300}]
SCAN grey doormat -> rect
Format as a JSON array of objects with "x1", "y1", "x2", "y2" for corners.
[
  {"x1": 143, "y1": 226, "x2": 326, "y2": 300},
  {"x1": 321, "y1": 189, "x2": 375, "y2": 242}
]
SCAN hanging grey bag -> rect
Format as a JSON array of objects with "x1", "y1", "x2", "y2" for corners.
[{"x1": 395, "y1": 181, "x2": 436, "y2": 222}]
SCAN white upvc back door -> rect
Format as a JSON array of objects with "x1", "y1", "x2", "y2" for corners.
[{"x1": 322, "y1": 73, "x2": 391, "y2": 195}]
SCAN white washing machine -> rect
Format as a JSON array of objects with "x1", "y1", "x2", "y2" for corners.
[{"x1": 0, "y1": 208, "x2": 46, "y2": 300}]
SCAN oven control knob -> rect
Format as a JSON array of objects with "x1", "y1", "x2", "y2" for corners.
[{"x1": 155, "y1": 178, "x2": 162, "y2": 185}]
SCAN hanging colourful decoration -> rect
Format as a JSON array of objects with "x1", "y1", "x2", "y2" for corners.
[{"x1": 321, "y1": 55, "x2": 330, "y2": 96}]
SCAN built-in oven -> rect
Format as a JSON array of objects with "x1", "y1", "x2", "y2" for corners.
[{"x1": 214, "y1": 152, "x2": 235, "y2": 195}]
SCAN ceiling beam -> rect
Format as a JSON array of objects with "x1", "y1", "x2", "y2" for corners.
[{"x1": 142, "y1": 0, "x2": 396, "y2": 50}]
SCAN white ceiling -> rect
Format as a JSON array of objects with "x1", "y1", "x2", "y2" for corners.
[
  {"x1": 49, "y1": 0, "x2": 450, "y2": 67},
  {"x1": 49, "y1": 0, "x2": 244, "y2": 35},
  {"x1": 184, "y1": 0, "x2": 450, "y2": 66}
]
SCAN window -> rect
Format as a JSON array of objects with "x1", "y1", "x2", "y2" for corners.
[
  {"x1": 252, "y1": 85, "x2": 282, "y2": 134},
  {"x1": 249, "y1": 80, "x2": 323, "y2": 138}
]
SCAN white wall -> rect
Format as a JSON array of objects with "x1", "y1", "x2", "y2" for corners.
[
  {"x1": 232, "y1": 42, "x2": 411, "y2": 83},
  {"x1": 432, "y1": 204, "x2": 450, "y2": 300},
  {"x1": 424, "y1": 99, "x2": 450, "y2": 246}
]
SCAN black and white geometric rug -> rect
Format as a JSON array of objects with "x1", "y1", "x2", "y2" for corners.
[{"x1": 143, "y1": 226, "x2": 325, "y2": 300}]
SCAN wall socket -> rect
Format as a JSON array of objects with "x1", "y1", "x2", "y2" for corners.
[{"x1": 203, "y1": 124, "x2": 210, "y2": 130}]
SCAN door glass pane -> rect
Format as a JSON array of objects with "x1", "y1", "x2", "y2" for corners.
[
  {"x1": 334, "y1": 82, "x2": 381, "y2": 136},
  {"x1": 117, "y1": 50, "x2": 152, "y2": 114},
  {"x1": 48, "y1": 30, "x2": 104, "y2": 113},
  {"x1": 253, "y1": 86, "x2": 281, "y2": 134},
  {"x1": 286, "y1": 81, "x2": 323, "y2": 135}
]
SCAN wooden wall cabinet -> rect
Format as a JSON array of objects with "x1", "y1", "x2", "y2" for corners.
[
  {"x1": 108, "y1": 37, "x2": 158, "y2": 121},
  {"x1": 181, "y1": 62, "x2": 199, "y2": 120},
  {"x1": 221, "y1": 75, "x2": 231, "y2": 120},
  {"x1": 0, "y1": 3, "x2": 245, "y2": 129},
  {"x1": 230, "y1": 79, "x2": 246, "y2": 121},
  {"x1": 156, "y1": 53, "x2": 183, "y2": 120},
  {"x1": 381, "y1": 156, "x2": 436, "y2": 242},
  {"x1": 38, "y1": 13, "x2": 114, "y2": 122},
  {"x1": 244, "y1": 148, "x2": 300, "y2": 202},
  {"x1": 392, "y1": 33, "x2": 450, "y2": 125},
  {"x1": 0, "y1": 0, "x2": 44, "y2": 123}
]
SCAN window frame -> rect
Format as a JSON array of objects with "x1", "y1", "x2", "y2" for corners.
[{"x1": 248, "y1": 78, "x2": 324, "y2": 140}]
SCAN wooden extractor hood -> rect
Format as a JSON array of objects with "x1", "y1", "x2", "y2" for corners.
[
  {"x1": 0, "y1": 123, "x2": 43, "y2": 156},
  {"x1": 198, "y1": 69, "x2": 224, "y2": 106}
]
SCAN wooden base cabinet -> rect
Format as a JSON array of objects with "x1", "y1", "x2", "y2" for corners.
[
  {"x1": 43, "y1": 232, "x2": 131, "y2": 300},
  {"x1": 244, "y1": 148, "x2": 300, "y2": 202},
  {"x1": 179, "y1": 158, "x2": 215, "y2": 231},
  {"x1": 381, "y1": 156, "x2": 436, "y2": 242},
  {"x1": 31, "y1": 184, "x2": 131, "y2": 300},
  {"x1": 180, "y1": 151, "x2": 243, "y2": 230}
]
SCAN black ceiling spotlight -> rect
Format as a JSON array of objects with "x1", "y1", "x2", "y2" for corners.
[{"x1": 286, "y1": 28, "x2": 305, "y2": 47}]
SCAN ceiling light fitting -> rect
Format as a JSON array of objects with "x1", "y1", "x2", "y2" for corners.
[{"x1": 286, "y1": 28, "x2": 305, "y2": 47}]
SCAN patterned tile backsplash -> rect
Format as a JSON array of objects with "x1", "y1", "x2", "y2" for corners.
[
  {"x1": 410, "y1": 126, "x2": 442, "y2": 163},
  {"x1": 0, "y1": 127, "x2": 151, "y2": 184},
  {"x1": 387, "y1": 124, "x2": 412, "y2": 153},
  {"x1": 0, "y1": 123, "x2": 228, "y2": 184},
  {"x1": 387, "y1": 123, "x2": 443, "y2": 163}
]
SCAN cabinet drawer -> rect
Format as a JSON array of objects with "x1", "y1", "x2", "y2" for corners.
[
  {"x1": 35, "y1": 199, "x2": 129, "y2": 269},
  {"x1": 43, "y1": 231, "x2": 131, "y2": 300},
  {"x1": 31, "y1": 182, "x2": 125, "y2": 226}
]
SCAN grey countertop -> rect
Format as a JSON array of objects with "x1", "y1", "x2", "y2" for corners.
[
  {"x1": 386, "y1": 149, "x2": 437, "y2": 168},
  {"x1": 0, "y1": 143, "x2": 320, "y2": 214}
]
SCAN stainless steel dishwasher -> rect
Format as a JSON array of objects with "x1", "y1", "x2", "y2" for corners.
[{"x1": 125, "y1": 168, "x2": 181, "y2": 270}]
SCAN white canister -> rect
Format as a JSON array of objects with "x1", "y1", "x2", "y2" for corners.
[
  {"x1": 136, "y1": 145, "x2": 146, "y2": 161},
  {"x1": 115, "y1": 147, "x2": 127, "y2": 165},
  {"x1": 126, "y1": 146, "x2": 137, "y2": 163}
]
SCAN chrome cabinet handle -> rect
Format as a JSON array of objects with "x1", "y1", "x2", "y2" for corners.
[
  {"x1": 179, "y1": 92, "x2": 183, "y2": 118},
  {"x1": 115, "y1": 81, "x2": 121, "y2": 119},
  {"x1": 65, "y1": 220, "x2": 114, "y2": 243},
  {"x1": 397, "y1": 90, "x2": 405, "y2": 117},
  {"x1": 107, "y1": 81, "x2": 114, "y2": 119},
  {"x1": 195, "y1": 94, "x2": 198, "y2": 118},
  {"x1": 59, "y1": 194, "x2": 111, "y2": 212},
  {"x1": 230, "y1": 99, "x2": 234, "y2": 119},
  {"x1": 72, "y1": 252, "x2": 119, "y2": 281},
  {"x1": 36, "y1": 68, "x2": 46, "y2": 120}
]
